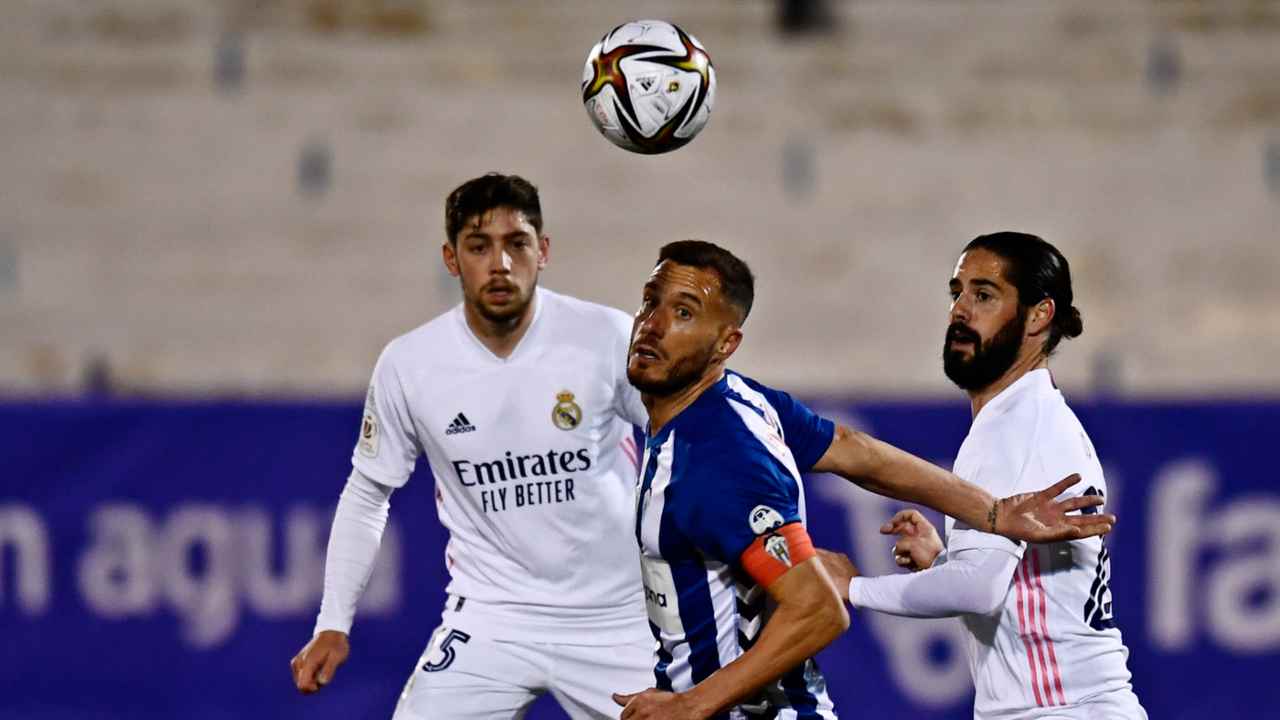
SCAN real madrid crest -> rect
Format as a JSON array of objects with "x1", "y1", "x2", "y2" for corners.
[{"x1": 552, "y1": 390, "x2": 583, "y2": 431}]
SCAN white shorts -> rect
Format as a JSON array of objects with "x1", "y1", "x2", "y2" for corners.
[{"x1": 391, "y1": 620, "x2": 654, "y2": 720}]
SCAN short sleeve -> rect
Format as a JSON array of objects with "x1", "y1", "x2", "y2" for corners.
[
  {"x1": 608, "y1": 308, "x2": 649, "y2": 427},
  {"x1": 679, "y1": 450, "x2": 803, "y2": 566},
  {"x1": 741, "y1": 378, "x2": 835, "y2": 472},
  {"x1": 351, "y1": 343, "x2": 421, "y2": 488}
]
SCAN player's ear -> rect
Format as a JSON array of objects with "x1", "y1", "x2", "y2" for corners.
[
  {"x1": 1028, "y1": 298, "x2": 1055, "y2": 337},
  {"x1": 537, "y1": 234, "x2": 550, "y2": 270},
  {"x1": 442, "y1": 241, "x2": 461, "y2": 277},
  {"x1": 716, "y1": 325, "x2": 743, "y2": 361}
]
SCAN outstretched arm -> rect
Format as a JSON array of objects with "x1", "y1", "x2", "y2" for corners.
[
  {"x1": 820, "y1": 511, "x2": 1016, "y2": 618},
  {"x1": 811, "y1": 425, "x2": 1114, "y2": 543},
  {"x1": 819, "y1": 546, "x2": 1019, "y2": 618}
]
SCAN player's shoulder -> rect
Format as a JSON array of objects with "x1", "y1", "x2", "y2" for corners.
[
  {"x1": 722, "y1": 370, "x2": 809, "y2": 442},
  {"x1": 539, "y1": 287, "x2": 632, "y2": 337},
  {"x1": 1015, "y1": 371, "x2": 1089, "y2": 451},
  {"x1": 974, "y1": 370, "x2": 1098, "y2": 484},
  {"x1": 670, "y1": 377, "x2": 791, "y2": 477},
  {"x1": 676, "y1": 375, "x2": 764, "y2": 439},
  {"x1": 1035, "y1": 388, "x2": 1085, "y2": 435},
  {"x1": 723, "y1": 370, "x2": 793, "y2": 410},
  {"x1": 376, "y1": 308, "x2": 459, "y2": 370},
  {"x1": 670, "y1": 429, "x2": 791, "y2": 501},
  {"x1": 964, "y1": 373, "x2": 1054, "y2": 473},
  {"x1": 1033, "y1": 389, "x2": 1098, "y2": 468},
  {"x1": 974, "y1": 371, "x2": 1054, "y2": 434}
]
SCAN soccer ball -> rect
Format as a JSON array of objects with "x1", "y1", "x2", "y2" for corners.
[{"x1": 581, "y1": 20, "x2": 716, "y2": 154}]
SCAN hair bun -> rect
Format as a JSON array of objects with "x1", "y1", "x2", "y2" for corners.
[{"x1": 1061, "y1": 306, "x2": 1084, "y2": 338}]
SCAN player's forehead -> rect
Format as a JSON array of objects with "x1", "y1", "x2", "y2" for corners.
[
  {"x1": 951, "y1": 248, "x2": 1011, "y2": 287},
  {"x1": 459, "y1": 206, "x2": 537, "y2": 238},
  {"x1": 645, "y1": 260, "x2": 723, "y2": 303}
]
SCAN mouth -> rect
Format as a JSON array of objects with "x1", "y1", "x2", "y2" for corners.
[
  {"x1": 484, "y1": 284, "x2": 516, "y2": 301},
  {"x1": 631, "y1": 343, "x2": 663, "y2": 362},
  {"x1": 946, "y1": 327, "x2": 980, "y2": 350}
]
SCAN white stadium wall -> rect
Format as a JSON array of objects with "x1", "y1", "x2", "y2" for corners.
[{"x1": 2, "y1": 0, "x2": 1278, "y2": 396}]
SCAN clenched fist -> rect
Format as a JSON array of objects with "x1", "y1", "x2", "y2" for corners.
[
  {"x1": 613, "y1": 688, "x2": 704, "y2": 720},
  {"x1": 815, "y1": 548, "x2": 859, "y2": 602},
  {"x1": 291, "y1": 630, "x2": 350, "y2": 694}
]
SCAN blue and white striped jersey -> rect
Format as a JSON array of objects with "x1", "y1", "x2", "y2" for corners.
[{"x1": 634, "y1": 370, "x2": 839, "y2": 720}]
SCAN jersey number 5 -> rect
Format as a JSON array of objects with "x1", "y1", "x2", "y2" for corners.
[
  {"x1": 1080, "y1": 486, "x2": 1116, "y2": 631},
  {"x1": 423, "y1": 629, "x2": 471, "y2": 673}
]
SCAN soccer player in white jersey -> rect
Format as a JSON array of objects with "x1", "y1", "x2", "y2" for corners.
[
  {"x1": 821, "y1": 232, "x2": 1147, "y2": 719},
  {"x1": 289, "y1": 173, "x2": 656, "y2": 719},
  {"x1": 611, "y1": 241, "x2": 1115, "y2": 720}
]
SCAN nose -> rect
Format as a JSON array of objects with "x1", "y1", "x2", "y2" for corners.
[
  {"x1": 636, "y1": 305, "x2": 669, "y2": 340},
  {"x1": 488, "y1": 246, "x2": 511, "y2": 274},
  {"x1": 950, "y1": 293, "x2": 972, "y2": 325}
]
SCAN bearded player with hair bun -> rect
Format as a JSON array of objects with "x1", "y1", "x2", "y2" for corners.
[{"x1": 821, "y1": 232, "x2": 1147, "y2": 720}]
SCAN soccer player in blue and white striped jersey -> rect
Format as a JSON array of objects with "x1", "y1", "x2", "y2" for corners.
[{"x1": 612, "y1": 241, "x2": 1114, "y2": 720}]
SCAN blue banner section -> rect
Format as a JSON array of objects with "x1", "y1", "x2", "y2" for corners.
[{"x1": 2, "y1": 399, "x2": 1277, "y2": 719}]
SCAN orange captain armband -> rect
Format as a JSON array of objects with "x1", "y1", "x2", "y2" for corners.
[{"x1": 740, "y1": 522, "x2": 817, "y2": 588}]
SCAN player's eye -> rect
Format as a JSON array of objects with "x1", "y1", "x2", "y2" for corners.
[
  {"x1": 949, "y1": 290, "x2": 960, "y2": 301},
  {"x1": 510, "y1": 238, "x2": 529, "y2": 249},
  {"x1": 976, "y1": 291, "x2": 992, "y2": 302},
  {"x1": 675, "y1": 306, "x2": 693, "y2": 320}
]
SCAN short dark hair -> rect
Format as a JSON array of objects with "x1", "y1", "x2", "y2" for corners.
[
  {"x1": 445, "y1": 173, "x2": 543, "y2": 244},
  {"x1": 964, "y1": 231, "x2": 1084, "y2": 355},
  {"x1": 656, "y1": 240, "x2": 755, "y2": 324}
]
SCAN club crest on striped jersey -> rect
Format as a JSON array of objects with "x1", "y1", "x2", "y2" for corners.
[
  {"x1": 749, "y1": 505, "x2": 785, "y2": 535},
  {"x1": 764, "y1": 534, "x2": 792, "y2": 568},
  {"x1": 552, "y1": 390, "x2": 583, "y2": 431}
]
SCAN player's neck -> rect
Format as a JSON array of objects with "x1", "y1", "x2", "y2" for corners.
[
  {"x1": 643, "y1": 365, "x2": 726, "y2": 435},
  {"x1": 968, "y1": 351, "x2": 1049, "y2": 418},
  {"x1": 462, "y1": 295, "x2": 538, "y2": 360}
]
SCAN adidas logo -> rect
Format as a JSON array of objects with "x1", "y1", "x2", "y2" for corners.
[{"x1": 445, "y1": 412, "x2": 476, "y2": 436}]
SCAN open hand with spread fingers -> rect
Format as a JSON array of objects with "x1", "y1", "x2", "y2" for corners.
[
  {"x1": 994, "y1": 473, "x2": 1115, "y2": 543},
  {"x1": 880, "y1": 509, "x2": 944, "y2": 571}
]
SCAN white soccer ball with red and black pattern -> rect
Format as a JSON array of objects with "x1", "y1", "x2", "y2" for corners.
[{"x1": 581, "y1": 20, "x2": 716, "y2": 154}]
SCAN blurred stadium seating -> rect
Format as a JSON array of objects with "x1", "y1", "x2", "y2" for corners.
[
  {"x1": 3, "y1": 2, "x2": 1279, "y2": 719},
  {"x1": 2, "y1": 0, "x2": 1278, "y2": 396}
]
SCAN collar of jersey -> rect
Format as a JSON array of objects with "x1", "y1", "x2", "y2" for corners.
[
  {"x1": 452, "y1": 286, "x2": 547, "y2": 364},
  {"x1": 973, "y1": 367, "x2": 1057, "y2": 427},
  {"x1": 643, "y1": 373, "x2": 732, "y2": 451}
]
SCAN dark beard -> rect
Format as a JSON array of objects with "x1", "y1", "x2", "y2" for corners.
[
  {"x1": 627, "y1": 343, "x2": 716, "y2": 397},
  {"x1": 943, "y1": 308, "x2": 1026, "y2": 392}
]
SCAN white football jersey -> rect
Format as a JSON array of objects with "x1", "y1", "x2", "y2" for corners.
[
  {"x1": 353, "y1": 287, "x2": 651, "y2": 645},
  {"x1": 946, "y1": 369, "x2": 1143, "y2": 718}
]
